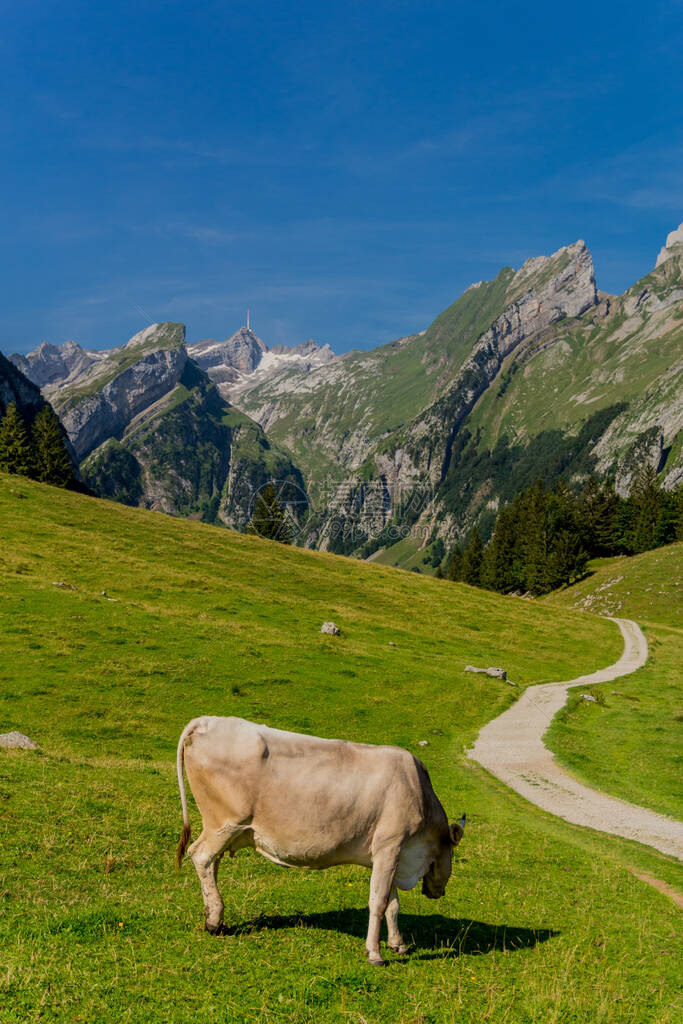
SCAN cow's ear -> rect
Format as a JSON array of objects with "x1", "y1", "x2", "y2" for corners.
[{"x1": 449, "y1": 813, "x2": 466, "y2": 846}]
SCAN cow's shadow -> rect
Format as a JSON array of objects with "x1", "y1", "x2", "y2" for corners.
[{"x1": 219, "y1": 910, "x2": 558, "y2": 960}]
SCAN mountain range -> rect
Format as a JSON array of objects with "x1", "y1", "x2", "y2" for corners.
[{"x1": 5, "y1": 223, "x2": 682, "y2": 569}]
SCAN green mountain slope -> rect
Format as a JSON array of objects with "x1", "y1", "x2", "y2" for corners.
[
  {"x1": 237, "y1": 243, "x2": 595, "y2": 492},
  {"x1": 467, "y1": 254, "x2": 683, "y2": 493},
  {"x1": 238, "y1": 265, "x2": 518, "y2": 477},
  {"x1": 235, "y1": 230, "x2": 681, "y2": 566},
  {"x1": 1, "y1": 474, "x2": 680, "y2": 1022},
  {"x1": 81, "y1": 358, "x2": 306, "y2": 528}
]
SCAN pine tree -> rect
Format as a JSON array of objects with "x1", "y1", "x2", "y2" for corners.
[
  {"x1": 31, "y1": 405, "x2": 73, "y2": 486},
  {"x1": 480, "y1": 504, "x2": 520, "y2": 592},
  {"x1": 446, "y1": 544, "x2": 464, "y2": 581},
  {"x1": 522, "y1": 480, "x2": 550, "y2": 594},
  {"x1": 462, "y1": 529, "x2": 484, "y2": 586},
  {"x1": 654, "y1": 487, "x2": 681, "y2": 547},
  {"x1": 676, "y1": 488, "x2": 683, "y2": 542},
  {"x1": 629, "y1": 464, "x2": 661, "y2": 553},
  {"x1": 578, "y1": 476, "x2": 621, "y2": 554},
  {"x1": 246, "y1": 483, "x2": 292, "y2": 543},
  {"x1": 547, "y1": 530, "x2": 588, "y2": 589},
  {"x1": 0, "y1": 402, "x2": 35, "y2": 477},
  {"x1": 448, "y1": 540, "x2": 464, "y2": 581}
]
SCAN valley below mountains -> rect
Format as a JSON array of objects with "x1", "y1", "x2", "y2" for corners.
[{"x1": 6, "y1": 224, "x2": 682, "y2": 567}]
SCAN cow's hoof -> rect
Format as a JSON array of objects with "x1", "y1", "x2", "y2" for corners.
[
  {"x1": 205, "y1": 920, "x2": 224, "y2": 936},
  {"x1": 367, "y1": 952, "x2": 386, "y2": 967},
  {"x1": 387, "y1": 943, "x2": 410, "y2": 955}
]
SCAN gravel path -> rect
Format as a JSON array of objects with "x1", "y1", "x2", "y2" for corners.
[{"x1": 469, "y1": 617, "x2": 683, "y2": 861}]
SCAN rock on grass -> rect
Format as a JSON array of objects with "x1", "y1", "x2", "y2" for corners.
[{"x1": 0, "y1": 731, "x2": 39, "y2": 750}]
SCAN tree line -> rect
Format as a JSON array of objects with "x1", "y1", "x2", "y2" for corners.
[
  {"x1": 442, "y1": 467, "x2": 683, "y2": 595},
  {"x1": 0, "y1": 401, "x2": 75, "y2": 487}
]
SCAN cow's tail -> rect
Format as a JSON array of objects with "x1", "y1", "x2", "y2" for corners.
[{"x1": 176, "y1": 720, "x2": 197, "y2": 868}]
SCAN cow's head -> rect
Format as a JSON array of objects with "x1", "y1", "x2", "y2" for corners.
[{"x1": 421, "y1": 814, "x2": 466, "y2": 899}]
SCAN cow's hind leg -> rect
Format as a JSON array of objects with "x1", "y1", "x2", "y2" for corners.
[
  {"x1": 188, "y1": 831, "x2": 230, "y2": 935},
  {"x1": 366, "y1": 849, "x2": 400, "y2": 966},
  {"x1": 385, "y1": 885, "x2": 408, "y2": 955}
]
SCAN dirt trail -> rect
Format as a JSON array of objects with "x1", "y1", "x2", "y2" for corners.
[{"x1": 469, "y1": 618, "x2": 683, "y2": 861}]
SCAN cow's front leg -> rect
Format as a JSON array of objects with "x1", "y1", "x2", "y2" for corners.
[
  {"x1": 385, "y1": 885, "x2": 408, "y2": 954},
  {"x1": 189, "y1": 832, "x2": 227, "y2": 934},
  {"x1": 366, "y1": 850, "x2": 399, "y2": 965}
]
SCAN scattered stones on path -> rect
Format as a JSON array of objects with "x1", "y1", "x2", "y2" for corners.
[
  {"x1": 320, "y1": 621, "x2": 340, "y2": 635},
  {"x1": 469, "y1": 618, "x2": 683, "y2": 861},
  {"x1": 0, "y1": 731, "x2": 39, "y2": 750},
  {"x1": 465, "y1": 665, "x2": 507, "y2": 680}
]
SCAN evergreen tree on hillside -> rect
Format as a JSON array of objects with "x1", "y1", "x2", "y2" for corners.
[
  {"x1": 480, "y1": 502, "x2": 521, "y2": 592},
  {"x1": 654, "y1": 486, "x2": 681, "y2": 547},
  {"x1": 0, "y1": 402, "x2": 35, "y2": 477},
  {"x1": 462, "y1": 529, "x2": 484, "y2": 585},
  {"x1": 675, "y1": 488, "x2": 683, "y2": 542},
  {"x1": 547, "y1": 530, "x2": 588, "y2": 589},
  {"x1": 578, "y1": 477, "x2": 622, "y2": 555},
  {"x1": 31, "y1": 406, "x2": 73, "y2": 486},
  {"x1": 246, "y1": 483, "x2": 292, "y2": 543},
  {"x1": 629, "y1": 464, "x2": 661, "y2": 553},
  {"x1": 446, "y1": 543, "x2": 464, "y2": 581},
  {"x1": 522, "y1": 480, "x2": 550, "y2": 594}
]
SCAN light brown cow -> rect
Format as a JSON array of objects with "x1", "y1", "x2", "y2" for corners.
[{"x1": 176, "y1": 715, "x2": 465, "y2": 965}]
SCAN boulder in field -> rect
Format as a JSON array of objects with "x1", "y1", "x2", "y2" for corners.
[{"x1": 0, "y1": 731, "x2": 39, "y2": 750}]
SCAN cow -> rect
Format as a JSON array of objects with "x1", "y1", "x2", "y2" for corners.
[{"x1": 176, "y1": 715, "x2": 466, "y2": 965}]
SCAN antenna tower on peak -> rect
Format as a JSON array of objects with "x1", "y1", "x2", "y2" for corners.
[{"x1": 246, "y1": 308, "x2": 251, "y2": 331}]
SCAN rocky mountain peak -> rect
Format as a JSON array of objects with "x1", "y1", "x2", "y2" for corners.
[
  {"x1": 10, "y1": 339, "x2": 95, "y2": 388},
  {"x1": 506, "y1": 239, "x2": 597, "y2": 321},
  {"x1": 187, "y1": 328, "x2": 335, "y2": 402},
  {"x1": 189, "y1": 327, "x2": 267, "y2": 376},
  {"x1": 270, "y1": 338, "x2": 334, "y2": 361},
  {"x1": 655, "y1": 223, "x2": 683, "y2": 267},
  {"x1": 123, "y1": 321, "x2": 186, "y2": 351}
]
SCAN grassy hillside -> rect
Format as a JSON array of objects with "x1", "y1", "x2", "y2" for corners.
[
  {"x1": 0, "y1": 475, "x2": 680, "y2": 1024},
  {"x1": 546, "y1": 544, "x2": 683, "y2": 629},
  {"x1": 546, "y1": 545, "x2": 683, "y2": 819}
]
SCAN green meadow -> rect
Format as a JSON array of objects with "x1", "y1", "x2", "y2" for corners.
[
  {"x1": 0, "y1": 474, "x2": 681, "y2": 1023},
  {"x1": 546, "y1": 545, "x2": 683, "y2": 820}
]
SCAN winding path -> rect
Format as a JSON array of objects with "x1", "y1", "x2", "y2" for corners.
[{"x1": 468, "y1": 617, "x2": 683, "y2": 861}]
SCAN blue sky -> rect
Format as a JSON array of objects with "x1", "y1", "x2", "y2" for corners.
[{"x1": 3, "y1": 0, "x2": 682, "y2": 355}]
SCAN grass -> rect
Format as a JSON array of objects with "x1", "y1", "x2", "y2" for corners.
[
  {"x1": 1, "y1": 474, "x2": 681, "y2": 1023},
  {"x1": 545, "y1": 545, "x2": 683, "y2": 820},
  {"x1": 546, "y1": 545, "x2": 683, "y2": 629}
]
